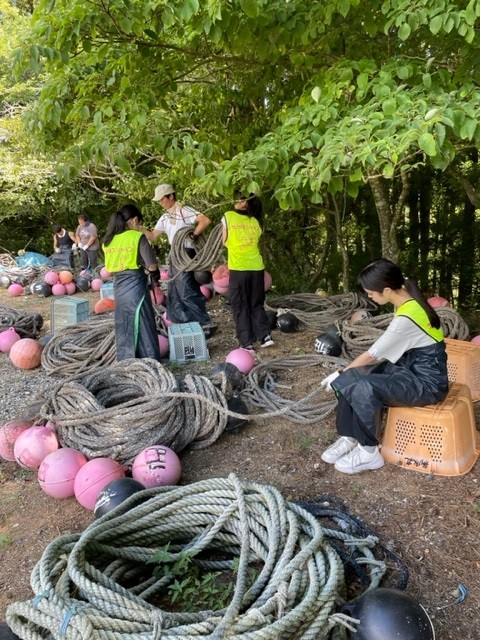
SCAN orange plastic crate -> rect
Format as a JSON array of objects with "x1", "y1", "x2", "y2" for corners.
[
  {"x1": 382, "y1": 383, "x2": 479, "y2": 476},
  {"x1": 445, "y1": 338, "x2": 480, "y2": 401}
]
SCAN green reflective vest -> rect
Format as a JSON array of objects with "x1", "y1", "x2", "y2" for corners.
[
  {"x1": 395, "y1": 299, "x2": 444, "y2": 342},
  {"x1": 103, "y1": 230, "x2": 142, "y2": 273},
  {"x1": 224, "y1": 210, "x2": 264, "y2": 271}
]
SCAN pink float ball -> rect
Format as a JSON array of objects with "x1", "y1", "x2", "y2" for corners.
[
  {"x1": 58, "y1": 271, "x2": 74, "y2": 284},
  {"x1": 65, "y1": 282, "x2": 77, "y2": 295},
  {"x1": 132, "y1": 445, "x2": 181, "y2": 488},
  {"x1": 38, "y1": 448, "x2": 88, "y2": 498},
  {"x1": 264, "y1": 271, "x2": 273, "y2": 291},
  {"x1": 52, "y1": 283, "x2": 67, "y2": 296},
  {"x1": 162, "y1": 311, "x2": 173, "y2": 328},
  {"x1": 91, "y1": 278, "x2": 103, "y2": 292},
  {"x1": 0, "y1": 328, "x2": 21, "y2": 354},
  {"x1": 160, "y1": 269, "x2": 170, "y2": 281},
  {"x1": 225, "y1": 348, "x2": 255, "y2": 374},
  {"x1": 44, "y1": 271, "x2": 60, "y2": 286},
  {"x1": 13, "y1": 424, "x2": 59, "y2": 469},
  {"x1": 200, "y1": 285, "x2": 212, "y2": 299},
  {"x1": 7, "y1": 283, "x2": 24, "y2": 297},
  {"x1": 0, "y1": 419, "x2": 34, "y2": 461},
  {"x1": 212, "y1": 264, "x2": 230, "y2": 288},
  {"x1": 74, "y1": 457, "x2": 126, "y2": 510},
  {"x1": 213, "y1": 282, "x2": 229, "y2": 295},
  {"x1": 100, "y1": 267, "x2": 111, "y2": 279},
  {"x1": 158, "y1": 335, "x2": 169, "y2": 357},
  {"x1": 427, "y1": 296, "x2": 450, "y2": 309},
  {"x1": 151, "y1": 286, "x2": 165, "y2": 306},
  {"x1": 9, "y1": 338, "x2": 43, "y2": 369},
  {"x1": 471, "y1": 335, "x2": 480, "y2": 345}
]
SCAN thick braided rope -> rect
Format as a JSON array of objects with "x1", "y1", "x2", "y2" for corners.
[
  {"x1": 266, "y1": 293, "x2": 376, "y2": 332},
  {"x1": 6, "y1": 475, "x2": 386, "y2": 639},
  {"x1": 168, "y1": 224, "x2": 225, "y2": 274},
  {"x1": 341, "y1": 307, "x2": 470, "y2": 358},
  {"x1": 0, "y1": 304, "x2": 43, "y2": 338}
]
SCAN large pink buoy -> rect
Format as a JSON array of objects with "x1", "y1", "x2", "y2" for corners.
[
  {"x1": 160, "y1": 269, "x2": 170, "y2": 281},
  {"x1": 212, "y1": 264, "x2": 230, "y2": 288},
  {"x1": 7, "y1": 283, "x2": 24, "y2": 297},
  {"x1": 225, "y1": 348, "x2": 255, "y2": 374},
  {"x1": 9, "y1": 338, "x2": 43, "y2": 369},
  {"x1": 13, "y1": 424, "x2": 59, "y2": 469},
  {"x1": 150, "y1": 286, "x2": 165, "y2": 306},
  {"x1": 200, "y1": 285, "x2": 212, "y2": 300},
  {"x1": 0, "y1": 419, "x2": 34, "y2": 461},
  {"x1": 0, "y1": 328, "x2": 21, "y2": 354},
  {"x1": 100, "y1": 267, "x2": 111, "y2": 280},
  {"x1": 52, "y1": 283, "x2": 67, "y2": 296},
  {"x1": 65, "y1": 282, "x2": 77, "y2": 295},
  {"x1": 44, "y1": 271, "x2": 60, "y2": 286},
  {"x1": 427, "y1": 296, "x2": 450, "y2": 309},
  {"x1": 471, "y1": 335, "x2": 480, "y2": 345},
  {"x1": 264, "y1": 271, "x2": 273, "y2": 291},
  {"x1": 213, "y1": 282, "x2": 229, "y2": 295},
  {"x1": 91, "y1": 278, "x2": 103, "y2": 292},
  {"x1": 132, "y1": 446, "x2": 181, "y2": 488},
  {"x1": 38, "y1": 448, "x2": 88, "y2": 498},
  {"x1": 74, "y1": 457, "x2": 126, "y2": 510},
  {"x1": 158, "y1": 335, "x2": 169, "y2": 357}
]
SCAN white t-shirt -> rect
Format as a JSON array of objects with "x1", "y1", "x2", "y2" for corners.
[
  {"x1": 154, "y1": 203, "x2": 198, "y2": 246},
  {"x1": 368, "y1": 316, "x2": 439, "y2": 364}
]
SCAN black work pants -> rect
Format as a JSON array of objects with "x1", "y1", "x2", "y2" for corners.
[{"x1": 228, "y1": 269, "x2": 270, "y2": 348}]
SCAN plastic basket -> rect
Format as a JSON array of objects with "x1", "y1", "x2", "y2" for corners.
[
  {"x1": 168, "y1": 322, "x2": 209, "y2": 363},
  {"x1": 445, "y1": 338, "x2": 480, "y2": 401},
  {"x1": 382, "y1": 383, "x2": 479, "y2": 476},
  {"x1": 100, "y1": 282, "x2": 115, "y2": 300},
  {"x1": 51, "y1": 297, "x2": 90, "y2": 334}
]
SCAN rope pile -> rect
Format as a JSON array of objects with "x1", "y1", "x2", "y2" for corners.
[
  {"x1": 6, "y1": 474, "x2": 387, "y2": 640},
  {"x1": 169, "y1": 224, "x2": 225, "y2": 273},
  {"x1": 39, "y1": 358, "x2": 230, "y2": 463},
  {"x1": 41, "y1": 314, "x2": 117, "y2": 377},
  {"x1": 267, "y1": 292, "x2": 377, "y2": 332},
  {"x1": 341, "y1": 307, "x2": 470, "y2": 359},
  {"x1": 0, "y1": 305, "x2": 44, "y2": 338}
]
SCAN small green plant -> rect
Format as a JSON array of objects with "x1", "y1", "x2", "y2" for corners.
[
  {"x1": 0, "y1": 534, "x2": 12, "y2": 548},
  {"x1": 149, "y1": 544, "x2": 234, "y2": 611}
]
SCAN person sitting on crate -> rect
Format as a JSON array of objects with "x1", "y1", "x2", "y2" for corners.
[
  {"x1": 102, "y1": 204, "x2": 162, "y2": 362},
  {"x1": 142, "y1": 183, "x2": 213, "y2": 335},
  {"x1": 50, "y1": 224, "x2": 76, "y2": 268},
  {"x1": 320, "y1": 258, "x2": 449, "y2": 475}
]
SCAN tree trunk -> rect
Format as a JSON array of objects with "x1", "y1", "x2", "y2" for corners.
[{"x1": 368, "y1": 175, "x2": 401, "y2": 261}]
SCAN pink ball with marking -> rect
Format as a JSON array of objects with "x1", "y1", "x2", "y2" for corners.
[{"x1": 132, "y1": 445, "x2": 181, "y2": 488}]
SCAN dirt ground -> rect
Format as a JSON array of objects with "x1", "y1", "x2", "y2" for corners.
[{"x1": 0, "y1": 287, "x2": 479, "y2": 639}]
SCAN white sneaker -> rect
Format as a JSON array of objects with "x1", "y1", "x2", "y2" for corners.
[
  {"x1": 321, "y1": 436, "x2": 357, "y2": 464},
  {"x1": 334, "y1": 444, "x2": 385, "y2": 474}
]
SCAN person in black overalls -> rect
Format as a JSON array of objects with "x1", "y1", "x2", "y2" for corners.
[{"x1": 51, "y1": 224, "x2": 76, "y2": 268}]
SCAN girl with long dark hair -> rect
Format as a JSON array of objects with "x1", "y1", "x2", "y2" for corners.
[
  {"x1": 321, "y1": 258, "x2": 449, "y2": 474},
  {"x1": 103, "y1": 205, "x2": 161, "y2": 361}
]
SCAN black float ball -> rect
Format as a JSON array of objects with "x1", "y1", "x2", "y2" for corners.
[
  {"x1": 0, "y1": 622, "x2": 21, "y2": 639},
  {"x1": 31, "y1": 313, "x2": 44, "y2": 331},
  {"x1": 265, "y1": 309, "x2": 277, "y2": 331},
  {"x1": 94, "y1": 477, "x2": 146, "y2": 519},
  {"x1": 38, "y1": 333, "x2": 53, "y2": 347},
  {"x1": 31, "y1": 280, "x2": 52, "y2": 297},
  {"x1": 314, "y1": 331, "x2": 343, "y2": 356},
  {"x1": 209, "y1": 362, "x2": 245, "y2": 391},
  {"x1": 225, "y1": 394, "x2": 249, "y2": 433},
  {"x1": 340, "y1": 588, "x2": 435, "y2": 640},
  {"x1": 277, "y1": 312, "x2": 299, "y2": 333},
  {"x1": 74, "y1": 275, "x2": 91, "y2": 292},
  {"x1": 194, "y1": 270, "x2": 213, "y2": 285}
]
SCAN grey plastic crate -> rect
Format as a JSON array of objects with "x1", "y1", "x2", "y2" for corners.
[
  {"x1": 168, "y1": 322, "x2": 209, "y2": 363},
  {"x1": 51, "y1": 297, "x2": 90, "y2": 334}
]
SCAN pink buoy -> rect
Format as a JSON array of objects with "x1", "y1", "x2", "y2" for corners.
[
  {"x1": 58, "y1": 271, "x2": 74, "y2": 284},
  {"x1": 162, "y1": 311, "x2": 173, "y2": 328},
  {"x1": 7, "y1": 283, "x2": 24, "y2": 297},
  {"x1": 91, "y1": 278, "x2": 103, "y2": 292},
  {"x1": 150, "y1": 286, "x2": 165, "y2": 306},
  {"x1": 160, "y1": 269, "x2": 170, "y2": 281},
  {"x1": 74, "y1": 457, "x2": 126, "y2": 510},
  {"x1": 212, "y1": 264, "x2": 230, "y2": 288},
  {"x1": 52, "y1": 283, "x2": 67, "y2": 296},
  {"x1": 9, "y1": 338, "x2": 43, "y2": 369},
  {"x1": 100, "y1": 267, "x2": 111, "y2": 279},
  {"x1": 38, "y1": 448, "x2": 88, "y2": 498},
  {"x1": 427, "y1": 296, "x2": 450, "y2": 309},
  {"x1": 14, "y1": 424, "x2": 59, "y2": 469},
  {"x1": 213, "y1": 282, "x2": 229, "y2": 295},
  {"x1": 132, "y1": 445, "x2": 181, "y2": 488},
  {"x1": 0, "y1": 328, "x2": 21, "y2": 354},
  {"x1": 471, "y1": 335, "x2": 480, "y2": 345},
  {"x1": 0, "y1": 419, "x2": 34, "y2": 461},
  {"x1": 200, "y1": 285, "x2": 212, "y2": 299},
  {"x1": 65, "y1": 282, "x2": 77, "y2": 295},
  {"x1": 158, "y1": 334, "x2": 169, "y2": 357},
  {"x1": 264, "y1": 271, "x2": 273, "y2": 291},
  {"x1": 225, "y1": 348, "x2": 255, "y2": 374},
  {"x1": 44, "y1": 270, "x2": 60, "y2": 286}
]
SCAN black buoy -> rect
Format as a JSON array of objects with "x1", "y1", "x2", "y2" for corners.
[
  {"x1": 209, "y1": 362, "x2": 245, "y2": 392},
  {"x1": 94, "y1": 477, "x2": 146, "y2": 519},
  {"x1": 277, "y1": 312, "x2": 299, "y2": 333},
  {"x1": 225, "y1": 394, "x2": 249, "y2": 434},
  {"x1": 314, "y1": 331, "x2": 343, "y2": 356}
]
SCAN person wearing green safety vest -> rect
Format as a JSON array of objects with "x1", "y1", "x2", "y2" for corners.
[
  {"x1": 222, "y1": 193, "x2": 273, "y2": 351},
  {"x1": 103, "y1": 205, "x2": 161, "y2": 362},
  {"x1": 320, "y1": 258, "x2": 449, "y2": 475}
]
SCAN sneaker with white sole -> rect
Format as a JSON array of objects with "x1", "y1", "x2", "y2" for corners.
[
  {"x1": 321, "y1": 436, "x2": 357, "y2": 464},
  {"x1": 260, "y1": 335, "x2": 274, "y2": 348},
  {"x1": 334, "y1": 444, "x2": 385, "y2": 474}
]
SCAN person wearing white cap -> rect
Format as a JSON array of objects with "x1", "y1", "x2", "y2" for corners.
[{"x1": 143, "y1": 184, "x2": 212, "y2": 328}]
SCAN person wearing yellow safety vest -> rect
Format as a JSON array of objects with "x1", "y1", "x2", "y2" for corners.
[
  {"x1": 103, "y1": 205, "x2": 161, "y2": 362},
  {"x1": 222, "y1": 193, "x2": 273, "y2": 351},
  {"x1": 320, "y1": 258, "x2": 448, "y2": 475}
]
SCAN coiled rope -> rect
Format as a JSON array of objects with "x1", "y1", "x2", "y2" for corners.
[
  {"x1": 168, "y1": 224, "x2": 225, "y2": 274},
  {"x1": 267, "y1": 292, "x2": 377, "y2": 331},
  {"x1": 6, "y1": 474, "x2": 386, "y2": 640},
  {"x1": 0, "y1": 304, "x2": 43, "y2": 338}
]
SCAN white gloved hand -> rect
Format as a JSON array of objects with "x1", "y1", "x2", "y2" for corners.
[
  {"x1": 320, "y1": 370, "x2": 341, "y2": 391},
  {"x1": 54, "y1": 248, "x2": 61, "y2": 253},
  {"x1": 79, "y1": 244, "x2": 87, "y2": 251},
  {"x1": 71, "y1": 243, "x2": 77, "y2": 251}
]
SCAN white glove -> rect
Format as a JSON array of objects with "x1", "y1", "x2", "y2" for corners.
[
  {"x1": 320, "y1": 370, "x2": 341, "y2": 391},
  {"x1": 79, "y1": 244, "x2": 87, "y2": 251},
  {"x1": 71, "y1": 243, "x2": 77, "y2": 251},
  {"x1": 54, "y1": 248, "x2": 61, "y2": 253}
]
